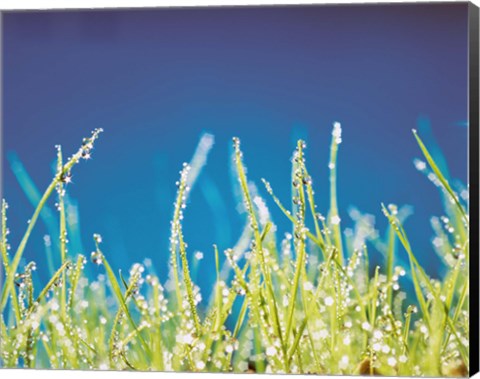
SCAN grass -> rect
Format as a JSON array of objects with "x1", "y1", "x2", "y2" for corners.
[{"x1": 0, "y1": 124, "x2": 470, "y2": 376}]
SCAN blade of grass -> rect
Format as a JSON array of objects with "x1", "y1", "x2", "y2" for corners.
[
  {"x1": 262, "y1": 178, "x2": 323, "y2": 248},
  {"x1": 413, "y1": 130, "x2": 468, "y2": 226},
  {"x1": 328, "y1": 122, "x2": 344, "y2": 263},
  {"x1": 0, "y1": 200, "x2": 22, "y2": 323},
  {"x1": 0, "y1": 128, "x2": 103, "y2": 312},
  {"x1": 285, "y1": 141, "x2": 308, "y2": 345},
  {"x1": 151, "y1": 275, "x2": 165, "y2": 371},
  {"x1": 386, "y1": 225, "x2": 396, "y2": 307},
  {"x1": 31, "y1": 260, "x2": 71, "y2": 309},
  {"x1": 96, "y1": 243, "x2": 151, "y2": 357},
  {"x1": 56, "y1": 147, "x2": 68, "y2": 323},
  {"x1": 177, "y1": 227, "x2": 201, "y2": 334},
  {"x1": 233, "y1": 137, "x2": 285, "y2": 365},
  {"x1": 382, "y1": 204, "x2": 468, "y2": 364}
]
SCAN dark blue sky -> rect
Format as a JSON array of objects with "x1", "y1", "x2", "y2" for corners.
[{"x1": 2, "y1": 4, "x2": 469, "y2": 284}]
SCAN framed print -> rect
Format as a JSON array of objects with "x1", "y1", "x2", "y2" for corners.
[{"x1": 1, "y1": 2, "x2": 479, "y2": 376}]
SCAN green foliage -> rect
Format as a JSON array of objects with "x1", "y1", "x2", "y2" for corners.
[{"x1": 0, "y1": 125, "x2": 469, "y2": 376}]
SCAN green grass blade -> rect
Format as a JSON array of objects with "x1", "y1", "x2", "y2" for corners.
[
  {"x1": 413, "y1": 130, "x2": 468, "y2": 226},
  {"x1": 0, "y1": 129, "x2": 103, "y2": 312},
  {"x1": 97, "y1": 245, "x2": 151, "y2": 357},
  {"x1": 328, "y1": 122, "x2": 344, "y2": 263}
]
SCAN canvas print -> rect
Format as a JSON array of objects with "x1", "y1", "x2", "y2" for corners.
[{"x1": 0, "y1": 2, "x2": 478, "y2": 376}]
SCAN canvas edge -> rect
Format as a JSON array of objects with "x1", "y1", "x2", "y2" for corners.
[
  {"x1": 0, "y1": 10, "x2": 4, "y2": 293},
  {"x1": 468, "y1": 1, "x2": 480, "y2": 377}
]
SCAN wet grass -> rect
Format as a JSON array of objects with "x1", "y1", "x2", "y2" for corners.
[{"x1": 0, "y1": 124, "x2": 469, "y2": 375}]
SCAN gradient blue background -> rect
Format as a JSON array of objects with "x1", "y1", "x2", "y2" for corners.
[{"x1": 2, "y1": 4, "x2": 468, "y2": 289}]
